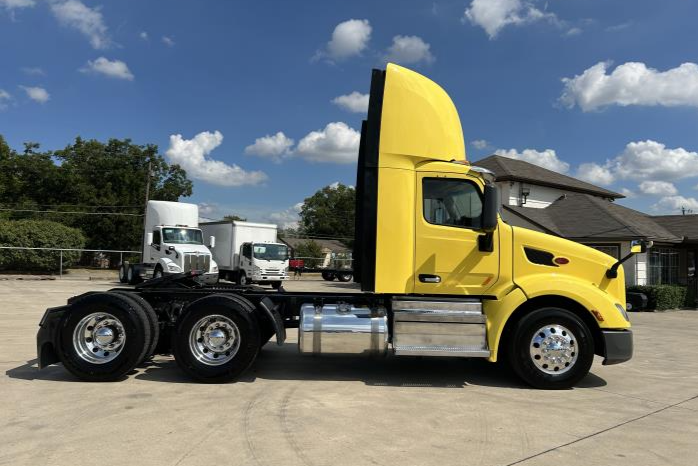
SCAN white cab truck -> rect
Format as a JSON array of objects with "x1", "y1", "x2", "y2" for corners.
[
  {"x1": 119, "y1": 201, "x2": 219, "y2": 285},
  {"x1": 200, "y1": 220, "x2": 290, "y2": 288}
]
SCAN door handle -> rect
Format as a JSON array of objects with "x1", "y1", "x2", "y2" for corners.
[{"x1": 419, "y1": 274, "x2": 441, "y2": 283}]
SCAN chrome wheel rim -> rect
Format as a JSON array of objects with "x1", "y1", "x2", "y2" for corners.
[
  {"x1": 530, "y1": 324, "x2": 578, "y2": 374},
  {"x1": 189, "y1": 315, "x2": 240, "y2": 366},
  {"x1": 73, "y1": 312, "x2": 126, "y2": 364}
]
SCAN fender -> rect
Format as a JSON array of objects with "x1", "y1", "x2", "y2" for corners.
[
  {"x1": 157, "y1": 257, "x2": 181, "y2": 273},
  {"x1": 258, "y1": 297, "x2": 286, "y2": 345},
  {"x1": 515, "y1": 274, "x2": 630, "y2": 329}
]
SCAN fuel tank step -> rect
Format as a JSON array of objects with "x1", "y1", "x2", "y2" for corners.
[{"x1": 392, "y1": 299, "x2": 490, "y2": 358}]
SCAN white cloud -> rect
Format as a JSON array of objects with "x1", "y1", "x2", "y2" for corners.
[
  {"x1": 296, "y1": 122, "x2": 360, "y2": 164},
  {"x1": 21, "y1": 66, "x2": 44, "y2": 75},
  {"x1": 244, "y1": 132, "x2": 294, "y2": 163},
  {"x1": 332, "y1": 91, "x2": 369, "y2": 113},
  {"x1": 495, "y1": 148, "x2": 569, "y2": 173},
  {"x1": 166, "y1": 131, "x2": 268, "y2": 187},
  {"x1": 464, "y1": 0, "x2": 557, "y2": 39},
  {"x1": 0, "y1": 89, "x2": 11, "y2": 110},
  {"x1": 318, "y1": 19, "x2": 371, "y2": 61},
  {"x1": 560, "y1": 61, "x2": 698, "y2": 111},
  {"x1": 139, "y1": 31, "x2": 148, "y2": 40},
  {"x1": 471, "y1": 139, "x2": 490, "y2": 150},
  {"x1": 267, "y1": 202, "x2": 303, "y2": 230},
  {"x1": 19, "y1": 85, "x2": 49, "y2": 103},
  {"x1": 639, "y1": 181, "x2": 678, "y2": 196},
  {"x1": 610, "y1": 140, "x2": 698, "y2": 181},
  {"x1": 197, "y1": 202, "x2": 217, "y2": 217},
  {"x1": 565, "y1": 27, "x2": 582, "y2": 37},
  {"x1": 651, "y1": 196, "x2": 698, "y2": 214},
  {"x1": 162, "y1": 35, "x2": 175, "y2": 47},
  {"x1": 576, "y1": 162, "x2": 614, "y2": 185},
  {"x1": 0, "y1": 0, "x2": 35, "y2": 10},
  {"x1": 619, "y1": 188, "x2": 636, "y2": 199},
  {"x1": 50, "y1": 0, "x2": 110, "y2": 49},
  {"x1": 384, "y1": 35, "x2": 435, "y2": 65},
  {"x1": 80, "y1": 57, "x2": 134, "y2": 80}
]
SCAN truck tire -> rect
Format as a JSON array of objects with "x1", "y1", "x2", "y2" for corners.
[
  {"x1": 237, "y1": 271, "x2": 248, "y2": 286},
  {"x1": 56, "y1": 292, "x2": 151, "y2": 382},
  {"x1": 118, "y1": 263, "x2": 128, "y2": 283},
  {"x1": 153, "y1": 265, "x2": 164, "y2": 280},
  {"x1": 337, "y1": 272, "x2": 352, "y2": 282},
  {"x1": 173, "y1": 294, "x2": 261, "y2": 383},
  {"x1": 321, "y1": 271, "x2": 335, "y2": 281},
  {"x1": 127, "y1": 264, "x2": 142, "y2": 285},
  {"x1": 507, "y1": 307, "x2": 594, "y2": 390},
  {"x1": 109, "y1": 291, "x2": 159, "y2": 361},
  {"x1": 270, "y1": 281, "x2": 282, "y2": 290}
]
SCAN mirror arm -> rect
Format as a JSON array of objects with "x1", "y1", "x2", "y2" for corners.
[
  {"x1": 606, "y1": 253, "x2": 634, "y2": 279},
  {"x1": 478, "y1": 232, "x2": 494, "y2": 252}
]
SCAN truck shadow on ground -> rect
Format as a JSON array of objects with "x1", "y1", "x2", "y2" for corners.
[{"x1": 7, "y1": 344, "x2": 608, "y2": 389}]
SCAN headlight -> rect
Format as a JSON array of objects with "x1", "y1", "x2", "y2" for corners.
[
  {"x1": 212, "y1": 265, "x2": 218, "y2": 272},
  {"x1": 615, "y1": 303, "x2": 630, "y2": 322}
]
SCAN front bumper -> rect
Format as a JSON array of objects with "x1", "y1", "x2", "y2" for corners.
[
  {"x1": 251, "y1": 275, "x2": 289, "y2": 282},
  {"x1": 601, "y1": 329, "x2": 633, "y2": 365},
  {"x1": 36, "y1": 305, "x2": 68, "y2": 369},
  {"x1": 201, "y1": 272, "x2": 219, "y2": 285}
]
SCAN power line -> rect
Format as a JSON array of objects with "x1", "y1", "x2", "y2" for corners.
[{"x1": 0, "y1": 208, "x2": 143, "y2": 217}]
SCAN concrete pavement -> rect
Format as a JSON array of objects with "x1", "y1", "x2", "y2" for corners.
[{"x1": 1, "y1": 279, "x2": 696, "y2": 466}]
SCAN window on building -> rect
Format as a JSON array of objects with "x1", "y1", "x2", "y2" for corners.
[
  {"x1": 648, "y1": 248, "x2": 679, "y2": 285},
  {"x1": 423, "y1": 178, "x2": 483, "y2": 229},
  {"x1": 588, "y1": 244, "x2": 620, "y2": 260}
]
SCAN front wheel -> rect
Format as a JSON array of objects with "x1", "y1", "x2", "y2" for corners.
[
  {"x1": 118, "y1": 263, "x2": 128, "y2": 283},
  {"x1": 270, "y1": 281, "x2": 282, "y2": 290},
  {"x1": 321, "y1": 271, "x2": 335, "y2": 281},
  {"x1": 153, "y1": 265, "x2": 164, "y2": 280},
  {"x1": 237, "y1": 272, "x2": 248, "y2": 286},
  {"x1": 336, "y1": 272, "x2": 352, "y2": 282},
  {"x1": 507, "y1": 308, "x2": 594, "y2": 389}
]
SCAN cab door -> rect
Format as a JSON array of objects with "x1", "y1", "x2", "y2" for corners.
[{"x1": 414, "y1": 173, "x2": 499, "y2": 295}]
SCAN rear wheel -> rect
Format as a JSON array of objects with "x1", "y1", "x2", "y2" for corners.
[
  {"x1": 109, "y1": 291, "x2": 159, "y2": 362},
  {"x1": 173, "y1": 295, "x2": 260, "y2": 383},
  {"x1": 56, "y1": 292, "x2": 151, "y2": 382},
  {"x1": 127, "y1": 265, "x2": 142, "y2": 285},
  {"x1": 507, "y1": 307, "x2": 594, "y2": 389},
  {"x1": 337, "y1": 272, "x2": 352, "y2": 282},
  {"x1": 118, "y1": 263, "x2": 128, "y2": 283},
  {"x1": 321, "y1": 271, "x2": 335, "y2": 281}
]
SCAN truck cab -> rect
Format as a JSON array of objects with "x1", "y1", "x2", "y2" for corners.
[
  {"x1": 237, "y1": 241, "x2": 290, "y2": 286},
  {"x1": 147, "y1": 225, "x2": 218, "y2": 284}
]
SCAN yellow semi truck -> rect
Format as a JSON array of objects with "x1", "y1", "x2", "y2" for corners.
[{"x1": 36, "y1": 64, "x2": 636, "y2": 389}]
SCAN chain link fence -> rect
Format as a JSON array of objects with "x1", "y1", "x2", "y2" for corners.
[{"x1": 0, "y1": 246, "x2": 141, "y2": 277}]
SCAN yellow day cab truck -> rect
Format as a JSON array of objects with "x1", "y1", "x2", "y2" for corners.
[{"x1": 35, "y1": 64, "x2": 636, "y2": 389}]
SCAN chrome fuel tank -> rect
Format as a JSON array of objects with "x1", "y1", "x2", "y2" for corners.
[{"x1": 298, "y1": 303, "x2": 388, "y2": 355}]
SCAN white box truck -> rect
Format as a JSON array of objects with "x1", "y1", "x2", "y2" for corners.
[
  {"x1": 118, "y1": 201, "x2": 219, "y2": 285},
  {"x1": 200, "y1": 221, "x2": 289, "y2": 288}
]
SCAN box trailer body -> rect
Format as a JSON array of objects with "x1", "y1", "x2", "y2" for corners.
[
  {"x1": 200, "y1": 221, "x2": 289, "y2": 287},
  {"x1": 36, "y1": 64, "x2": 635, "y2": 390},
  {"x1": 119, "y1": 201, "x2": 219, "y2": 285}
]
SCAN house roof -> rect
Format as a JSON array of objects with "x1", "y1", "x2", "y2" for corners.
[
  {"x1": 474, "y1": 155, "x2": 624, "y2": 199},
  {"x1": 280, "y1": 237, "x2": 350, "y2": 253},
  {"x1": 505, "y1": 193, "x2": 682, "y2": 242},
  {"x1": 651, "y1": 215, "x2": 698, "y2": 242}
]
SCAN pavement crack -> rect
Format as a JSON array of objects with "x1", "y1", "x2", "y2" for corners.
[{"x1": 503, "y1": 393, "x2": 698, "y2": 466}]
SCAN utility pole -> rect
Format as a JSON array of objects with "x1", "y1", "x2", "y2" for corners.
[{"x1": 140, "y1": 159, "x2": 152, "y2": 259}]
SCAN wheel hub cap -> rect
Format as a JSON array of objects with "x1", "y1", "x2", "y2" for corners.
[
  {"x1": 530, "y1": 324, "x2": 578, "y2": 374},
  {"x1": 189, "y1": 315, "x2": 241, "y2": 366},
  {"x1": 73, "y1": 312, "x2": 126, "y2": 364}
]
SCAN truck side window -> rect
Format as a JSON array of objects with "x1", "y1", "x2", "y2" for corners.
[
  {"x1": 242, "y1": 243, "x2": 251, "y2": 259},
  {"x1": 153, "y1": 230, "x2": 161, "y2": 245},
  {"x1": 423, "y1": 178, "x2": 483, "y2": 229}
]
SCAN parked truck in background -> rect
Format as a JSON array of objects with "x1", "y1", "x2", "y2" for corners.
[
  {"x1": 200, "y1": 220, "x2": 290, "y2": 288},
  {"x1": 37, "y1": 64, "x2": 636, "y2": 389},
  {"x1": 119, "y1": 201, "x2": 219, "y2": 285}
]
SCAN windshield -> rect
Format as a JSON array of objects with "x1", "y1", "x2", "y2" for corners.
[
  {"x1": 162, "y1": 228, "x2": 204, "y2": 245},
  {"x1": 253, "y1": 244, "x2": 289, "y2": 261}
]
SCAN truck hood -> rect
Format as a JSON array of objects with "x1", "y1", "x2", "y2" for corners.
[
  {"x1": 511, "y1": 226, "x2": 626, "y2": 305},
  {"x1": 169, "y1": 244, "x2": 211, "y2": 255}
]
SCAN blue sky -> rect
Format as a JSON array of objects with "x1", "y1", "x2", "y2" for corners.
[{"x1": 2, "y1": 0, "x2": 698, "y2": 227}]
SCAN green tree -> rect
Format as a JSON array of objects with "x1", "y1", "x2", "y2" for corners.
[
  {"x1": 293, "y1": 240, "x2": 324, "y2": 268},
  {"x1": 299, "y1": 183, "x2": 355, "y2": 246},
  {"x1": 0, "y1": 135, "x2": 193, "y2": 251},
  {"x1": 223, "y1": 214, "x2": 247, "y2": 222}
]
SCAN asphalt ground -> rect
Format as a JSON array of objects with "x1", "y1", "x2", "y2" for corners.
[{"x1": 1, "y1": 278, "x2": 696, "y2": 466}]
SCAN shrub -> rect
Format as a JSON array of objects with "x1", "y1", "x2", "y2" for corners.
[
  {"x1": 627, "y1": 285, "x2": 688, "y2": 310},
  {"x1": 292, "y1": 240, "x2": 324, "y2": 268},
  {"x1": 0, "y1": 220, "x2": 86, "y2": 272}
]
